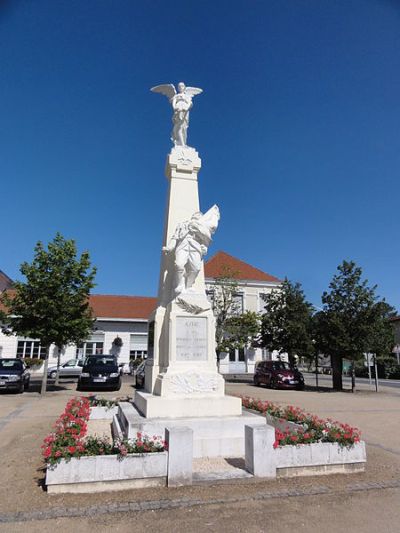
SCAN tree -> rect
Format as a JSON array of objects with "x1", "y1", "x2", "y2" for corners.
[
  {"x1": 366, "y1": 301, "x2": 396, "y2": 360},
  {"x1": 259, "y1": 278, "x2": 314, "y2": 366},
  {"x1": 1, "y1": 233, "x2": 96, "y2": 395},
  {"x1": 219, "y1": 311, "x2": 261, "y2": 353},
  {"x1": 209, "y1": 267, "x2": 261, "y2": 370},
  {"x1": 210, "y1": 267, "x2": 241, "y2": 367},
  {"x1": 314, "y1": 260, "x2": 395, "y2": 390}
]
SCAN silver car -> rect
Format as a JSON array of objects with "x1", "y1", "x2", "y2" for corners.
[{"x1": 47, "y1": 359, "x2": 84, "y2": 380}]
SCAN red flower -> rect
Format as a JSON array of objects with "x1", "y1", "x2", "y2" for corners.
[
  {"x1": 43, "y1": 447, "x2": 52, "y2": 458},
  {"x1": 68, "y1": 446, "x2": 76, "y2": 454}
]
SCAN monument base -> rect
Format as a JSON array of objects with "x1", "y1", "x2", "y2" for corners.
[
  {"x1": 134, "y1": 390, "x2": 242, "y2": 419},
  {"x1": 118, "y1": 401, "x2": 265, "y2": 458}
]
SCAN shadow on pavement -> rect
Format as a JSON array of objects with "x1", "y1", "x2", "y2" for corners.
[
  {"x1": 304, "y1": 384, "x2": 352, "y2": 393},
  {"x1": 24, "y1": 378, "x2": 73, "y2": 394}
]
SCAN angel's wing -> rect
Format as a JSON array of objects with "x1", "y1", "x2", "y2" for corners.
[
  {"x1": 185, "y1": 87, "x2": 203, "y2": 97},
  {"x1": 199, "y1": 204, "x2": 220, "y2": 233},
  {"x1": 151, "y1": 84, "x2": 176, "y2": 99}
]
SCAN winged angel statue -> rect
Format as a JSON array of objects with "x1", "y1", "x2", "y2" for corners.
[{"x1": 151, "y1": 82, "x2": 203, "y2": 147}]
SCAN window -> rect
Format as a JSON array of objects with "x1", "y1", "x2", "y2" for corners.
[
  {"x1": 238, "y1": 348, "x2": 245, "y2": 362},
  {"x1": 259, "y1": 293, "x2": 267, "y2": 312},
  {"x1": 76, "y1": 341, "x2": 104, "y2": 358},
  {"x1": 86, "y1": 355, "x2": 116, "y2": 366},
  {"x1": 232, "y1": 293, "x2": 244, "y2": 314},
  {"x1": 130, "y1": 334, "x2": 147, "y2": 358},
  {"x1": 0, "y1": 359, "x2": 23, "y2": 370},
  {"x1": 17, "y1": 340, "x2": 46, "y2": 360},
  {"x1": 229, "y1": 348, "x2": 246, "y2": 362},
  {"x1": 261, "y1": 348, "x2": 270, "y2": 361},
  {"x1": 130, "y1": 350, "x2": 147, "y2": 360},
  {"x1": 206, "y1": 290, "x2": 215, "y2": 306}
]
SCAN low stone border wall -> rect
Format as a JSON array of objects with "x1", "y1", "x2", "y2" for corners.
[
  {"x1": 245, "y1": 424, "x2": 366, "y2": 479},
  {"x1": 275, "y1": 440, "x2": 366, "y2": 477},
  {"x1": 45, "y1": 425, "x2": 194, "y2": 493},
  {"x1": 45, "y1": 452, "x2": 168, "y2": 494}
]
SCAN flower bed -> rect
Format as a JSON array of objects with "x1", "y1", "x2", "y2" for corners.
[
  {"x1": 241, "y1": 396, "x2": 361, "y2": 449},
  {"x1": 42, "y1": 396, "x2": 167, "y2": 466},
  {"x1": 43, "y1": 396, "x2": 169, "y2": 493}
]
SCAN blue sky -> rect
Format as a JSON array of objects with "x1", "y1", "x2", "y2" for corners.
[{"x1": 1, "y1": 0, "x2": 399, "y2": 310}]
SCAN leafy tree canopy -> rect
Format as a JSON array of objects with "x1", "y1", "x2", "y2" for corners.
[
  {"x1": 259, "y1": 278, "x2": 314, "y2": 364},
  {"x1": 315, "y1": 260, "x2": 395, "y2": 361},
  {"x1": 218, "y1": 311, "x2": 261, "y2": 353},
  {"x1": 1, "y1": 233, "x2": 96, "y2": 350},
  {"x1": 315, "y1": 260, "x2": 395, "y2": 390}
]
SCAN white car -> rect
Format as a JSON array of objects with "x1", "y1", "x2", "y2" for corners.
[{"x1": 47, "y1": 359, "x2": 84, "y2": 379}]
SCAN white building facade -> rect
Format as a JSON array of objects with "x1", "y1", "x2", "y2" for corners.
[
  {"x1": 0, "y1": 295, "x2": 156, "y2": 373},
  {"x1": 205, "y1": 251, "x2": 282, "y2": 374},
  {"x1": 0, "y1": 252, "x2": 282, "y2": 374}
]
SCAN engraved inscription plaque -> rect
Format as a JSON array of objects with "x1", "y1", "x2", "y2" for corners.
[{"x1": 176, "y1": 317, "x2": 207, "y2": 361}]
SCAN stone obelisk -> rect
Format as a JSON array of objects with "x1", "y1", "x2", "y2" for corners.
[{"x1": 134, "y1": 83, "x2": 241, "y2": 418}]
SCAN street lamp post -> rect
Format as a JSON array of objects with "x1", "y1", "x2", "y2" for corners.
[{"x1": 312, "y1": 339, "x2": 318, "y2": 391}]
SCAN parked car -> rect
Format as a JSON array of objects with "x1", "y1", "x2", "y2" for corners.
[
  {"x1": 135, "y1": 361, "x2": 146, "y2": 389},
  {"x1": 0, "y1": 358, "x2": 30, "y2": 393},
  {"x1": 253, "y1": 361, "x2": 304, "y2": 390},
  {"x1": 77, "y1": 355, "x2": 121, "y2": 391},
  {"x1": 47, "y1": 359, "x2": 84, "y2": 380}
]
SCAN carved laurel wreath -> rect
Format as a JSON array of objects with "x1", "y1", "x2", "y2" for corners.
[{"x1": 175, "y1": 298, "x2": 209, "y2": 315}]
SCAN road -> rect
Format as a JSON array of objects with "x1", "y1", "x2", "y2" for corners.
[{"x1": 303, "y1": 372, "x2": 400, "y2": 390}]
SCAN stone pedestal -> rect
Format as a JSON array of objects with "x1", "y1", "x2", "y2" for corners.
[{"x1": 134, "y1": 146, "x2": 241, "y2": 418}]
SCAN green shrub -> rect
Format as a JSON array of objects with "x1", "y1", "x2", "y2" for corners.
[
  {"x1": 88, "y1": 396, "x2": 132, "y2": 408},
  {"x1": 23, "y1": 358, "x2": 43, "y2": 368},
  {"x1": 129, "y1": 358, "x2": 143, "y2": 368}
]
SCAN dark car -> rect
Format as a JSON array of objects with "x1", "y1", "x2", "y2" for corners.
[
  {"x1": 0, "y1": 358, "x2": 30, "y2": 393},
  {"x1": 253, "y1": 361, "x2": 304, "y2": 390},
  {"x1": 134, "y1": 361, "x2": 146, "y2": 389},
  {"x1": 77, "y1": 355, "x2": 121, "y2": 392}
]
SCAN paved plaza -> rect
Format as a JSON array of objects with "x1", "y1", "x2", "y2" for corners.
[{"x1": 0, "y1": 377, "x2": 399, "y2": 532}]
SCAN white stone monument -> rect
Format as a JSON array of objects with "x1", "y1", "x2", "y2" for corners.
[{"x1": 134, "y1": 82, "x2": 241, "y2": 419}]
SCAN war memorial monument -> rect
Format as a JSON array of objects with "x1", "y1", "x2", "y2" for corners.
[{"x1": 131, "y1": 82, "x2": 265, "y2": 456}]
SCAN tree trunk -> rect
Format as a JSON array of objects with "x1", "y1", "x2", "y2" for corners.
[
  {"x1": 288, "y1": 352, "x2": 296, "y2": 367},
  {"x1": 216, "y1": 350, "x2": 220, "y2": 373},
  {"x1": 40, "y1": 347, "x2": 50, "y2": 396},
  {"x1": 55, "y1": 347, "x2": 61, "y2": 386},
  {"x1": 331, "y1": 355, "x2": 343, "y2": 391}
]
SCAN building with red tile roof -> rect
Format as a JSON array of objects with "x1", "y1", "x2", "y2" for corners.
[
  {"x1": 205, "y1": 251, "x2": 281, "y2": 283},
  {"x1": 89, "y1": 294, "x2": 157, "y2": 320},
  {"x1": 0, "y1": 252, "x2": 282, "y2": 373},
  {"x1": 0, "y1": 270, "x2": 13, "y2": 292}
]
